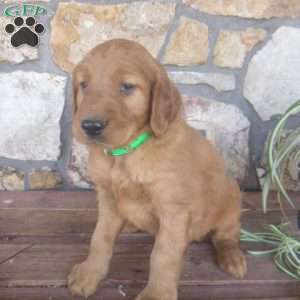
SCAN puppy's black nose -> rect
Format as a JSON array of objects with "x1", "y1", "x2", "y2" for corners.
[{"x1": 81, "y1": 119, "x2": 106, "y2": 136}]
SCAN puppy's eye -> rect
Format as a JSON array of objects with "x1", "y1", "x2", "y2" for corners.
[
  {"x1": 120, "y1": 83, "x2": 135, "y2": 95},
  {"x1": 79, "y1": 81, "x2": 87, "y2": 90}
]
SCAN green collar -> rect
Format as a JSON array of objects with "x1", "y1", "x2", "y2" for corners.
[{"x1": 104, "y1": 132, "x2": 152, "y2": 156}]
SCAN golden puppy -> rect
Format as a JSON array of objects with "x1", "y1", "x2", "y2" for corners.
[{"x1": 68, "y1": 39, "x2": 247, "y2": 300}]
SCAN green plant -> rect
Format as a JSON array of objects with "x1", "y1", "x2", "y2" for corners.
[
  {"x1": 241, "y1": 224, "x2": 300, "y2": 280},
  {"x1": 262, "y1": 100, "x2": 300, "y2": 212},
  {"x1": 241, "y1": 100, "x2": 300, "y2": 280}
]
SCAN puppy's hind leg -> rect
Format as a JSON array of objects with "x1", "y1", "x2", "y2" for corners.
[
  {"x1": 212, "y1": 221, "x2": 247, "y2": 279},
  {"x1": 212, "y1": 184, "x2": 247, "y2": 279}
]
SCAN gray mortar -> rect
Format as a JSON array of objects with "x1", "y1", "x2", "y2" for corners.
[{"x1": 0, "y1": 0, "x2": 300, "y2": 191}]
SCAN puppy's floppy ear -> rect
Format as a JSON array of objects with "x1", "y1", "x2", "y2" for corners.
[
  {"x1": 72, "y1": 67, "x2": 85, "y2": 115},
  {"x1": 72, "y1": 72, "x2": 79, "y2": 114},
  {"x1": 150, "y1": 67, "x2": 181, "y2": 137}
]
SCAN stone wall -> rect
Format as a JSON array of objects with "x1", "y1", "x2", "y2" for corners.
[{"x1": 0, "y1": 0, "x2": 300, "y2": 191}]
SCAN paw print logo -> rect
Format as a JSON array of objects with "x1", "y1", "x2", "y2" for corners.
[{"x1": 5, "y1": 17, "x2": 45, "y2": 48}]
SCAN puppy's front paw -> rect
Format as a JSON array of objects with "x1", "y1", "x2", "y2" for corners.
[
  {"x1": 68, "y1": 261, "x2": 104, "y2": 298},
  {"x1": 217, "y1": 247, "x2": 247, "y2": 279}
]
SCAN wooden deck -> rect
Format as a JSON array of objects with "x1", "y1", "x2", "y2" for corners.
[{"x1": 0, "y1": 191, "x2": 299, "y2": 300}]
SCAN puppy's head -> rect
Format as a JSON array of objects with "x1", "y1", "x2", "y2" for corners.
[{"x1": 72, "y1": 39, "x2": 181, "y2": 148}]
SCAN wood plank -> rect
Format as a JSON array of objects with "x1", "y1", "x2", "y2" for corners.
[
  {"x1": 0, "y1": 208, "x2": 298, "y2": 237},
  {"x1": 242, "y1": 191, "x2": 300, "y2": 210},
  {"x1": 1, "y1": 191, "x2": 299, "y2": 210},
  {"x1": 0, "y1": 209, "x2": 97, "y2": 236},
  {"x1": 0, "y1": 191, "x2": 96, "y2": 209},
  {"x1": 0, "y1": 287, "x2": 299, "y2": 300},
  {"x1": 0, "y1": 244, "x2": 31, "y2": 263},
  {"x1": 0, "y1": 191, "x2": 296, "y2": 247},
  {"x1": 0, "y1": 241, "x2": 299, "y2": 298},
  {"x1": 242, "y1": 210, "x2": 299, "y2": 233},
  {"x1": 0, "y1": 191, "x2": 298, "y2": 237}
]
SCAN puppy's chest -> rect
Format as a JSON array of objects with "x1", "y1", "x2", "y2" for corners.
[{"x1": 111, "y1": 160, "x2": 151, "y2": 204}]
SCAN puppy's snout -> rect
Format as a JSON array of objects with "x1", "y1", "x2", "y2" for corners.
[{"x1": 81, "y1": 119, "x2": 107, "y2": 137}]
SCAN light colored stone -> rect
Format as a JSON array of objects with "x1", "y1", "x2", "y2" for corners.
[
  {"x1": 68, "y1": 140, "x2": 92, "y2": 189},
  {"x1": 0, "y1": 17, "x2": 38, "y2": 64},
  {"x1": 183, "y1": 96, "x2": 250, "y2": 182},
  {"x1": 213, "y1": 28, "x2": 267, "y2": 68},
  {"x1": 244, "y1": 27, "x2": 300, "y2": 121},
  {"x1": 0, "y1": 168, "x2": 24, "y2": 191},
  {"x1": 50, "y1": 2, "x2": 175, "y2": 72},
  {"x1": 164, "y1": 17, "x2": 209, "y2": 66},
  {"x1": 0, "y1": 71, "x2": 66, "y2": 160},
  {"x1": 29, "y1": 168, "x2": 62, "y2": 190},
  {"x1": 168, "y1": 71, "x2": 236, "y2": 92},
  {"x1": 183, "y1": 0, "x2": 300, "y2": 19}
]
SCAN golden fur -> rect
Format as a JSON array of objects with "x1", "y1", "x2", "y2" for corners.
[{"x1": 68, "y1": 39, "x2": 247, "y2": 300}]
